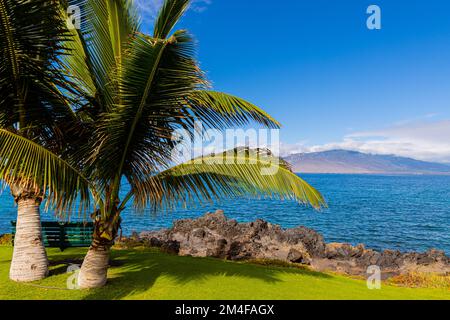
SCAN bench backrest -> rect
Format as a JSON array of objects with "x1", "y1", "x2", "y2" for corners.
[{"x1": 11, "y1": 221, "x2": 94, "y2": 250}]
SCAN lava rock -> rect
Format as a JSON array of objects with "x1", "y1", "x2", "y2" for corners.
[{"x1": 137, "y1": 210, "x2": 450, "y2": 278}]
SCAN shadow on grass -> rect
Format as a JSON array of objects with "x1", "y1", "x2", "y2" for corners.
[
  {"x1": 3, "y1": 246, "x2": 332, "y2": 299},
  {"x1": 48, "y1": 256, "x2": 126, "y2": 277},
  {"x1": 73, "y1": 249, "x2": 332, "y2": 300},
  {"x1": 47, "y1": 249, "x2": 86, "y2": 276}
]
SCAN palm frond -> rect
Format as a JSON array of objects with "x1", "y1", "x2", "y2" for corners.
[
  {"x1": 89, "y1": 33, "x2": 172, "y2": 189},
  {"x1": 60, "y1": 5, "x2": 97, "y2": 103},
  {"x1": 132, "y1": 148, "x2": 326, "y2": 211},
  {"x1": 0, "y1": 129, "x2": 92, "y2": 214},
  {"x1": 90, "y1": 28, "x2": 203, "y2": 184},
  {"x1": 188, "y1": 91, "x2": 281, "y2": 129},
  {"x1": 65, "y1": 0, "x2": 140, "y2": 113},
  {"x1": 0, "y1": 0, "x2": 72, "y2": 130},
  {"x1": 153, "y1": 0, "x2": 190, "y2": 39}
]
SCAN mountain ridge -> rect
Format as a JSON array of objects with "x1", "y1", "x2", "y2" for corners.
[{"x1": 283, "y1": 150, "x2": 450, "y2": 175}]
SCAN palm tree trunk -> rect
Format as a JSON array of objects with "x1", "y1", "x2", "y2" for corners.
[
  {"x1": 9, "y1": 185, "x2": 48, "y2": 282},
  {"x1": 78, "y1": 202, "x2": 122, "y2": 289},
  {"x1": 77, "y1": 215, "x2": 120, "y2": 289},
  {"x1": 77, "y1": 244, "x2": 111, "y2": 289}
]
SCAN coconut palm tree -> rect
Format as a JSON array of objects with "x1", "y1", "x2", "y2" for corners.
[
  {"x1": 0, "y1": 0, "x2": 93, "y2": 282},
  {"x1": 61, "y1": 0, "x2": 325, "y2": 289}
]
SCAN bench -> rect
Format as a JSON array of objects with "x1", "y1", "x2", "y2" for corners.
[{"x1": 11, "y1": 221, "x2": 94, "y2": 251}]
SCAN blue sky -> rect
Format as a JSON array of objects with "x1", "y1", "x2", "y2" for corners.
[{"x1": 136, "y1": 0, "x2": 450, "y2": 162}]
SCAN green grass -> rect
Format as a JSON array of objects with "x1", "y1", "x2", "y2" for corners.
[{"x1": 0, "y1": 246, "x2": 448, "y2": 300}]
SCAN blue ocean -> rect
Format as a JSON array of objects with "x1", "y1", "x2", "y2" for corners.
[{"x1": 1, "y1": 174, "x2": 449, "y2": 254}]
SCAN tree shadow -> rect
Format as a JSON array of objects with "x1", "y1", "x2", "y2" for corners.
[
  {"x1": 78, "y1": 249, "x2": 331, "y2": 300},
  {"x1": 47, "y1": 249, "x2": 87, "y2": 276}
]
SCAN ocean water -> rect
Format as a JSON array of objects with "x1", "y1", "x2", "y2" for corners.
[{"x1": 1, "y1": 174, "x2": 449, "y2": 254}]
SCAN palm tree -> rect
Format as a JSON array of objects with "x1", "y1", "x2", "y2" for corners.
[
  {"x1": 61, "y1": 0, "x2": 325, "y2": 289},
  {"x1": 0, "y1": 0, "x2": 93, "y2": 281}
]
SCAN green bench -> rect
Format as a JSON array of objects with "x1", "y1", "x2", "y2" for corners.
[{"x1": 11, "y1": 221, "x2": 94, "y2": 251}]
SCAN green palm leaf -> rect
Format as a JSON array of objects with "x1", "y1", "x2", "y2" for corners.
[
  {"x1": 133, "y1": 148, "x2": 326, "y2": 211},
  {"x1": 90, "y1": 32, "x2": 173, "y2": 191},
  {"x1": 153, "y1": 0, "x2": 190, "y2": 39},
  {"x1": 60, "y1": 12, "x2": 97, "y2": 103},
  {"x1": 0, "y1": 129, "x2": 92, "y2": 213},
  {"x1": 187, "y1": 91, "x2": 281, "y2": 129},
  {"x1": 0, "y1": 0, "x2": 73, "y2": 130},
  {"x1": 65, "y1": 0, "x2": 140, "y2": 113}
]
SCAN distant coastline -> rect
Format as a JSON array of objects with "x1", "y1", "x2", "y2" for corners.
[{"x1": 285, "y1": 150, "x2": 450, "y2": 175}]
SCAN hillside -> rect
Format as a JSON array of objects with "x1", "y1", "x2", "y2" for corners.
[{"x1": 284, "y1": 150, "x2": 450, "y2": 174}]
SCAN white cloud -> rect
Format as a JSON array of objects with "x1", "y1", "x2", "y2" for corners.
[
  {"x1": 135, "y1": 0, "x2": 212, "y2": 24},
  {"x1": 280, "y1": 141, "x2": 310, "y2": 156},
  {"x1": 281, "y1": 120, "x2": 450, "y2": 163},
  {"x1": 190, "y1": 0, "x2": 211, "y2": 13}
]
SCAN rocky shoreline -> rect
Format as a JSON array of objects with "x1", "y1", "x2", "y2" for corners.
[{"x1": 131, "y1": 210, "x2": 449, "y2": 279}]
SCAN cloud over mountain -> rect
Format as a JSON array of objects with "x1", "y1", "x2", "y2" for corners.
[
  {"x1": 284, "y1": 149, "x2": 450, "y2": 174},
  {"x1": 281, "y1": 119, "x2": 450, "y2": 163}
]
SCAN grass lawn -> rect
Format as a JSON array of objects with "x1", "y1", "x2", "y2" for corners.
[{"x1": 0, "y1": 246, "x2": 448, "y2": 300}]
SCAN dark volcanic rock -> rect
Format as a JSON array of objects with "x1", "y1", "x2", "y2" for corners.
[
  {"x1": 139, "y1": 210, "x2": 450, "y2": 278},
  {"x1": 140, "y1": 210, "x2": 314, "y2": 263},
  {"x1": 161, "y1": 240, "x2": 180, "y2": 255}
]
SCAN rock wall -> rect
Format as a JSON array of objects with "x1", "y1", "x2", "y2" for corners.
[{"x1": 138, "y1": 210, "x2": 449, "y2": 279}]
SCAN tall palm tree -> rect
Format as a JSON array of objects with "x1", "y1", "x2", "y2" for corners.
[
  {"x1": 61, "y1": 0, "x2": 325, "y2": 289},
  {"x1": 0, "y1": 0, "x2": 92, "y2": 281}
]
